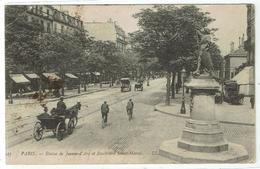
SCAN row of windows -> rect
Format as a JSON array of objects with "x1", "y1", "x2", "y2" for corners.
[
  {"x1": 28, "y1": 15, "x2": 78, "y2": 34},
  {"x1": 28, "y1": 5, "x2": 83, "y2": 30}
]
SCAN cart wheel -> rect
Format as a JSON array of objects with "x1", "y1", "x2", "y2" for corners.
[
  {"x1": 33, "y1": 122, "x2": 43, "y2": 141},
  {"x1": 67, "y1": 119, "x2": 74, "y2": 135},
  {"x1": 56, "y1": 122, "x2": 65, "y2": 141}
]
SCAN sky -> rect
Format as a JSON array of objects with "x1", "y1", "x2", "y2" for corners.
[{"x1": 59, "y1": 4, "x2": 247, "y2": 56}]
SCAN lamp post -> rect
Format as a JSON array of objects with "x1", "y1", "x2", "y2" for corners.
[{"x1": 180, "y1": 68, "x2": 186, "y2": 114}]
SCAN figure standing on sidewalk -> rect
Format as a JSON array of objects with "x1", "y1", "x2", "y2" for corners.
[
  {"x1": 126, "y1": 99, "x2": 134, "y2": 121},
  {"x1": 250, "y1": 95, "x2": 255, "y2": 109},
  {"x1": 101, "y1": 101, "x2": 109, "y2": 128}
]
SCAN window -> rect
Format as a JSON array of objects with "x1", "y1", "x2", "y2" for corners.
[
  {"x1": 31, "y1": 6, "x2": 34, "y2": 13},
  {"x1": 47, "y1": 23, "x2": 51, "y2": 33},
  {"x1": 61, "y1": 25, "x2": 64, "y2": 33},
  {"x1": 231, "y1": 72, "x2": 234, "y2": 78},
  {"x1": 39, "y1": 6, "x2": 43, "y2": 15},
  {"x1": 40, "y1": 20, "x2": 44, "y2": 31},
  {"x1": 62, "y1": 14, "x2": 66, "y2": 22},
  {"x1": 25, "y1": 15, "x2": 29, "y2": 22},
  {"x1": 54, "y1": 23, "x2": 57, "y2": 33},
  {"x1": 47, "y1": 9, "x2": 49, "y2": 18}
]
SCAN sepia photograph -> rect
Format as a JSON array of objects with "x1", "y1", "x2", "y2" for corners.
[{"x1": 4, "y1": 3, "x2": 256, "y2": 165}]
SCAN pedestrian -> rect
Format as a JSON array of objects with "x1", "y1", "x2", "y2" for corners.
[
  {"x1": 101, "y1": 101, "x2": 109, "y2": 128},
  {"x1": 126, "y1": 99, "x2": 134, "y2": 121},
  {"x1": 250, "y1": 95, "x2": 255, "y2": 109}
]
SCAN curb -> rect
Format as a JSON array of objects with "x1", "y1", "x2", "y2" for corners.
[
  {"x1": 154, "y1": 105, "x2": 255, "y2": 126},
  {"x1": 6, "y1": 88, "x2": 107, "y2": 106}
]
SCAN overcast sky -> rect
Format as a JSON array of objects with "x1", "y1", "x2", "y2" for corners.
[{"x1": 59, "y1": 4, "x2": 247, "y2": 56}]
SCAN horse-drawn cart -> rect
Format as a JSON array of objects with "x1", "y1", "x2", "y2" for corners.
[
  {"x1": 33, "y1": 102, "x2": 81, "y2": 141},
  {"x1": 33, "y1": 114, "x2": 74, "y2": 141},
  {"x1": 134, "y1": 80, "x2": 143, "y2": 91}
]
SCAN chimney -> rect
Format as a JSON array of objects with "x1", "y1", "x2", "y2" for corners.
[
  {"x1": 107, "y1": 18, "x2": 113, "y2": 23},
  {"x1": 230, "y1": 41, "x2": 235, "y2": 53},
  {"x1": 238, "y1": 37, "x2": 241, "y2": 48},
  {"x1": 241, "y1": 34, "x2": 245, "y2": 48}
]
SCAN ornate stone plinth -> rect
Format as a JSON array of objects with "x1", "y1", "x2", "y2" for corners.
[
  {"x1": 159, "y1": 74, "x2": 249, "y2": 163},
  {"x1": 178, "y1": 119, "x2": 228, "y2": 153}
]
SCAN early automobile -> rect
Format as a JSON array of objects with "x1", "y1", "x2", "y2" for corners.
[
  {"x1": 223, "y1": 80, "x2": 244, "y2": 105},
  {"x1": 120, "y1": 78, "x2": 131, "y2": 92},
  {"x1": 33, "y1": 102, "x2": 81, "y2": 141},
  {"x1": 134, "y1": 80, "x2": 143, "y2": 91}
]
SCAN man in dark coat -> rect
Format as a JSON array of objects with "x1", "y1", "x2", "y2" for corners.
[
  {"x1": 57, "y1": 96, "x2": 66, "y2": 114},
  {"x1": 126, "y1": 99, "x2": 134, "y2": 121},
  {"x1": 101, "y1": 101, "x2": 109, "y2": 127}
]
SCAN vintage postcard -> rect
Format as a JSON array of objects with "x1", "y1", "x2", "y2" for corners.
[{"x1": 5, "y1": 3, "x2": 256, "y2": 165}]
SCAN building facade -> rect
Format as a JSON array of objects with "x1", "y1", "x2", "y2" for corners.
[
  {"x1": 224, "y1": 38, "x2": 247, "y2": 80},
  {"x1": 84, "y1": 20, "x2": 127, "y2": 53},
  {"x1": 244, "y1": 4, "x2": 255, "y2": 65},
  {"x1": 26, "y1": 5, "x2": 84, "y2": 34}
]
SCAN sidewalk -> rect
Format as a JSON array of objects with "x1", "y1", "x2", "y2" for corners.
[
  {"x1": 5, "y1": 86, "x2": 110, "y2": 106},
  {"x1": 155, "y1": 98, "x2": 255, "y2": 126}
]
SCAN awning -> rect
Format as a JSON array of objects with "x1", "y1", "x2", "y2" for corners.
[
  {"x1": 25, "y1": 73, "x2": 40, "y2": 79},
  {"x1": 42, "y1": 73, "x2": 61, "y2": 80},
  {"x1": 65, "y1": 73, "x2": 78, "y2": 79},
  {"x1": 93, "y1": 72, "x2": 101, "y2": 76},
  {"x1": 9, "y1": 74, "x2": 30, "y2": 84},
  {"x1": 232, "y1": 66, "x2": 254, "y2": 85},
  {"x1": 232, "y1": 66, "x2": 254, "y2": 95}
]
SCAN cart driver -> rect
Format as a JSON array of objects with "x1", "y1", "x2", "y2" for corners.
[
  {"x1": 57, "y1": 96, "x2": 70, "y2": 130},
  {"x1": 56, "y1": 96, "x2": 67, "y2": 115}
]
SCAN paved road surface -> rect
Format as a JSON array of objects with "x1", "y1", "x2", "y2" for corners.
[{"x1": 6, "y1": 78, "x2": 255, "y2": 164}]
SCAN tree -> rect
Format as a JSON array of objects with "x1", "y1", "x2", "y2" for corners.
[
  {"x1": 5, "y1": 5, "x2": 43, "y2": 73},
  {"x1": 131, "y1": 5, "x2": 217, "y2": 105},
  {"x1": 37, "y1": 30, "x2": 90, "y2": 95}
]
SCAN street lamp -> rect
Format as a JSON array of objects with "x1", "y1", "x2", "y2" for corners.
[{"x1": 180, "y1": 68, "x2": 186, "y2": 114}]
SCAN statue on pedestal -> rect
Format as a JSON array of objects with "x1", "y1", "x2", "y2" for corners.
[{"x1": 193, "y1": 31, "x2": 214, "y2": 78}]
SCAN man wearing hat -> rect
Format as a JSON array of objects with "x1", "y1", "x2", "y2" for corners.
[
  {"x1": 101, "y1": 101, "x2": 109, "y2": 128},
  {"x1": 57, "y1": 96, "x2": 67, "y2": 115},
  {"x1": 126, "y1": 99, "x2": 134, "y2": 121}
]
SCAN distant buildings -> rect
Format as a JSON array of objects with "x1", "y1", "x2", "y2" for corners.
[
  {"x1": 84, "y1": 19, "x2": 127, "y2": 53},
  {"x1": 26, "y1": 5, "x2": 84, "y2": 34},
  {"x1": 230, "y1": 4, "x2": 255, "y2": 96},
  {"x1": 224, "y1": 37, "x2": 247, "y2": 80}
]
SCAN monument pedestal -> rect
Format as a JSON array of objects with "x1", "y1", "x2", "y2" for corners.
[{"x1": 159, "y1": 75, "x2": 249, "y2": 163}]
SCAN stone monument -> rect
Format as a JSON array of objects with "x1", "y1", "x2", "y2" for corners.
[{"x1": 159, "y1": 34, "x2": 249, "y2": 163}]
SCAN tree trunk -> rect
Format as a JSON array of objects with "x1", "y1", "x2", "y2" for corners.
[
  {"x1": 61, "y1": 73, "x2": 65, "y2": 96},
  {"x1": 38, "y1": 77, "x2": 42, "y2": 101},
  {"x1": 177, "y1": 71, "x2": 182, "y2": 91},
  {"x1": 84, "y1": 76, "x2": 87, "y2": 91},
  {"x1": 165, "y1": 71, "x2": 171, "y2": 106},
  {"x1": 171, "y1": 71, "x2": 176, "y2": 99},
  {"x1": 78, "y1": 73, "x2": 81, "y2": 94},
  {"x1": 186, "y1": 71, "x2": 191, "y2": 94}
]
